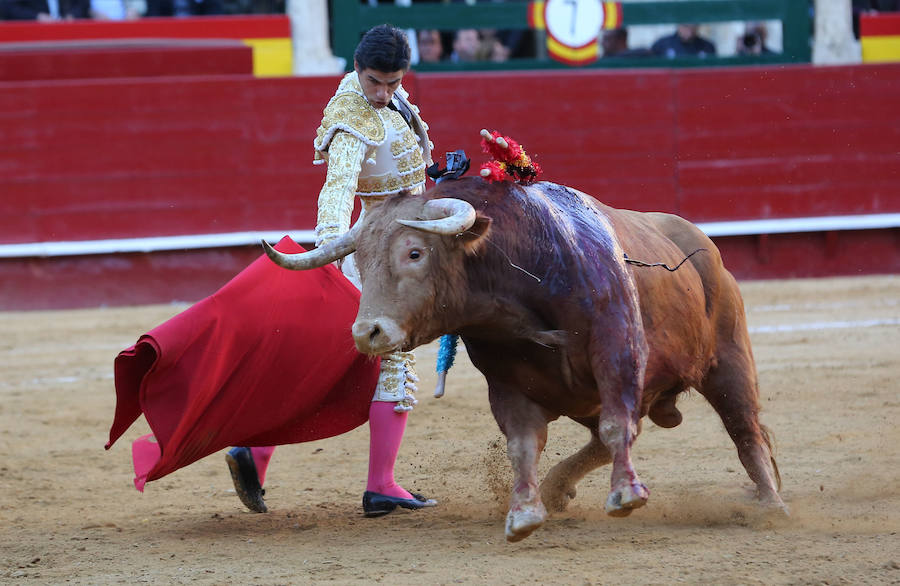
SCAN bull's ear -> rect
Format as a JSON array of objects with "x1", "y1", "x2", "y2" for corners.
[{"x1": 458, "y1": 212, "x2": 492, "y2": 255}]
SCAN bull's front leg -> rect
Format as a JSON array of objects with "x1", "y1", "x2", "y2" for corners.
[
  {"x1": 505, "y1": 432, "x2": 547, "y2": 542},
  {"x1": 593, "y1": 341, "x2": 650, "y2": 517},
  {"x1": 489, "y1": 386, "x2": 550, "y2": 542}
]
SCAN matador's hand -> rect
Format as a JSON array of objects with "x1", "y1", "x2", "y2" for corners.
[{"x1": 316, "y1": 232, "x2": 344, "y2": 270}]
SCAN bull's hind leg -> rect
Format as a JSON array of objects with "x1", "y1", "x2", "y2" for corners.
[
  {"x1": 588, "y1": 333, "x2": 650, "y2": 517},
  {"x1": 540, "y1": 428, "x2": 609, "y2": 513},
  {"x1": 698, "y1": 345, "x2": 787, "y2": 513},
  {"x1": 598, "y1": 403, "x2": 649, "y2": 517},
  {"x1": 540, "y1": 418, "x2": 623, "y2": 513}
]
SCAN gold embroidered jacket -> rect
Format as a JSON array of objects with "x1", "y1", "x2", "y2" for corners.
[{"x1": 313, "y1": 72, "x2": 433, "y2": 245}]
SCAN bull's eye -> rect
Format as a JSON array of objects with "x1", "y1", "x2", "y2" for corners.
[{"x1": 409, "y1": 249, "x2": 422, "y2": 260}]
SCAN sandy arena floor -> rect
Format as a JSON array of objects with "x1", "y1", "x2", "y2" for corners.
[{"x1": 1, "y1": 274, "x2": 898, "y2": 585}]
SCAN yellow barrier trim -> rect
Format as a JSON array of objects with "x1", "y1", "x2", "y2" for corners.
[
  {"x1": 861, "y1": 36, "x2": 900, "y2": 63},
  {"x1": 243, "y1": 38, "x2": 292, "y2": 77}
]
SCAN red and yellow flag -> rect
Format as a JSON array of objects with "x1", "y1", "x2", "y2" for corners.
[{"x1": 860, "y1": 12, "x2": 900, "y2": 63}]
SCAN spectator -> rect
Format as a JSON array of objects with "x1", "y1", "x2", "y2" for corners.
[
  {"x1": 449, "y1": 28, "x2": 481, "y2": 62},
  {"x1": 416, "y1": 28, "x2": 444, "y2": 63},
  {"x1": 736, "y1": 22, "x2": 776, "y2": 55},
  {"x1": 601, "y1": 27, "x2": 653, "y2": 58},
  {"x1": 479, "y1": 37, "x2": 511, "y2": 62},
  {"x1": 144, "y1": 0, "x2": 221, "y2": 16},
  {"x1": 0, "y1": 0, "x2": 89, "y2": 19},
  {"x1": 852, "y1": 0, "x2": 900, "y2": 38},
  {"x1": 496, "y1": 28, "x2": 537, "y2": 59},
  {"x1": 476, "y1": 31, "x2": 511, "y2": 62},
  {"x1": 651, "y1": 24, "x2": 717, "y2": 58},
  {"x1": 90, "y1": 0, "x2": 139, "y2": 19}
]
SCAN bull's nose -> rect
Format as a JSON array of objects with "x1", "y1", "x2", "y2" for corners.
[
  {"x1": 352, "y1": 318, "x2": 404, "y2": 355},
  {"x1": 352, "y1": 319, "x2": 381, "y2": 350}
]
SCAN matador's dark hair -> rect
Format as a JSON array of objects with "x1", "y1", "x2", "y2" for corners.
[{"x1": 354, "y1": 24, "x2": 411, "y2": 73}]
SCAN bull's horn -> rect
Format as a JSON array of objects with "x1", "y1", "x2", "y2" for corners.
[
  {"x1": 396, "y1": 198, "x2": 476, "y2": 235},
  {"x1": 261, "y1": 224, "x2": 359, "y2": 270}
]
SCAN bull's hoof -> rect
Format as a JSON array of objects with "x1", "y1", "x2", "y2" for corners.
[
  {"x1": 505, "y1": 502, "x2": 547, "y2": 543},
  {"x1": 758, "y1": 493, "x2": 790, "y2": 516},
  {"x1": 540, "y1": 477, "x2": 577, "y2": 513},
  {"x1": 605, "y1": 481, "x2": 648, "y2": 517}
]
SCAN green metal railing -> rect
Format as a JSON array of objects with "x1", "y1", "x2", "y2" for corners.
[{"x1": 331, "y1": 0, "x2": 810, "y2": 70}]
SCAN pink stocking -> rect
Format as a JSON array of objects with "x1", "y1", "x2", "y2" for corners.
[
  {"x1": 250, "y1": 446, "x2": 275, "y2": 486},
  {"x1": 366, "y1": 401, "x2": 412, "y2": 499}
]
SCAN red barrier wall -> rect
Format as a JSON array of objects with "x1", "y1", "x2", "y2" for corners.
[
  {"x1": 412, "y1": 65, "x2": 900, "y2": 220},
  {"x1": 674, "y1": 66, "x2": 900, "y2": 221},
  {"x1": 0, "y1": 40, "x2": 253, "y2": 82},
  {"x1": 414, "y1": 69, "x2": 680, "y2": 213},
  {"x1": 1, "y1": 63, "x2": 898, "y2": 309},
  {"x1": 1, "y1": 75, "x2": 333, "y2": 245},
  {"x1": 0, "y1": 15, "x2": 290, "y2": 42}
]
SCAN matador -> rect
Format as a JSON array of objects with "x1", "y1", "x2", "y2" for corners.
[{"x1": 226, "y1": 24, "x2": 439, "y2": 518}]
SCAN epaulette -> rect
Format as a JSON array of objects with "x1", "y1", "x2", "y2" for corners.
[{"x1": 313, "y1": 77, "x2": 385, "y2": 163}]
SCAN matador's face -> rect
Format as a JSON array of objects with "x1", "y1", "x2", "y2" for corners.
[{"x1": 355, "y1": 64, "x2": 405, "y2": 110}]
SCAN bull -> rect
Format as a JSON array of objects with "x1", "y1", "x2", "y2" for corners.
[{"x1": 263, "y1": 177, "x2": 786, "y2": 542}]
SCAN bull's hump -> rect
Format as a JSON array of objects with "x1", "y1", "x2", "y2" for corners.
[
  {"x1": 523, "y1": 183, "x2": 625, "y2": 269},
  {"x1": 519, "y1": 183, "x2": 642, "y2": 320}
]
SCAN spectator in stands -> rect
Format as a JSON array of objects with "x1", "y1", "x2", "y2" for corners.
[
  {"x1": 476, "y1": 31, "x2": 511, "y2": 62},
  {"x1": 0, "y1": 0, "x2": 89, "y2": 19},
  {"x1": 651, "y1": 24, "x2": 716, "y2": 58},
  {"x1": 496, "y1": 28, "x2": 537, "y2": 59},
  {"x1": 416, "y1": 28, "x2": 444, "y2": 63},
  {"x1": 601, "y1": 27, "x2": 653, "y2": 58},
  {"x1": 90, "y1": 0, "x2": 139, "y2": 19},
  {"x1": 144, "y1": 0, "x2": 221, "y2": 16},
  {"x1": 736, "y1": 22, "x2": 776, "y2": 55},
  {"x1": 449, "y1": 28, "x2": 481, "y2": 62},
  {"x1": 852, "y1": 0, "x2": 900, "y2": 38}
]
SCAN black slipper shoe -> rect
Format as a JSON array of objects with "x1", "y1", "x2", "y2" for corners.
[
  {"x1": 362, "y1": 491, "x2": 437, "y2": 517},
  {"x1": 225, "y1": 447, "x2": 268, "y2": 513}
]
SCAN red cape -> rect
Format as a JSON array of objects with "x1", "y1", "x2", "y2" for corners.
[{"x1": 106, "y1": 237, "x2": 379, "y2": 490}]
